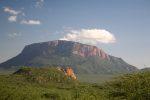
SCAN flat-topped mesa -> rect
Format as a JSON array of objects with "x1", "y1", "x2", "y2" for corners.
[{"x1": 0, "y1": 40, "x2": 138, "y2": 74}]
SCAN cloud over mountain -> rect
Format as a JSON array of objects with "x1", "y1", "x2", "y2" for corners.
[{"x1": 60, "y1": 29, "x2": 116, "y2": 45}]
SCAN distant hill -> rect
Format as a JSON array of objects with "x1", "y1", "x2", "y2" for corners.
[
  {"x1": 140, "y1": 67, "x2": 150, "y2": 72},
  {"x1": 0, "y1": 40, "x2": 138, "y2": 74},
  {"x1": 13, "y1": 67, "x2": 77, "y2": 84}
]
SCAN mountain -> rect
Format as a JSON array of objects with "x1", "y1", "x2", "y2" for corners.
[{"x1": 0, "y1": 40, "x2": 138, "y2": 74}]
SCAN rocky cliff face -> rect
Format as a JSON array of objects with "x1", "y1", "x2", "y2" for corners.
[
  {"x1": 71, "y1": 42, "x2": 109, "y2": 59},
  {"x1": 26, "y1": 40, "x2": 109, "y2": 60}
]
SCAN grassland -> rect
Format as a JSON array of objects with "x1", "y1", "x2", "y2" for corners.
[{"x1": 0, "y1": 67, "x2": 150, "y2": 100}]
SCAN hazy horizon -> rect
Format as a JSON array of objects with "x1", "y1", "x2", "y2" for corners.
[{"x1": 0, "y1": 0, "x2": 150, "y2": 69}]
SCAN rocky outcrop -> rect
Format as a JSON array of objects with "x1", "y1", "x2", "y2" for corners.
[
  {"x1": 64, "y1": 67, "x2": 76, "y2": 79},
  {"x1": 57, "y1": 67, "x2": 77, "y2": 79}
]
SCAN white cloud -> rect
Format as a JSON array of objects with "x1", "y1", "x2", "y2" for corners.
[
  {"x1": 21, "y1": 20, "x2": 41, "y2": 25},
  {"x1": 4, "y1": 7, "x2": 20, "y2": 15},
  {"x1": 8, "y1": 16, "x2": 17, "y2": 22},
  {"x1": 60, "y1": 29, "x2": 116, "y2": 45},
  {"x1": 35, "y1": 0, "x2": 44, "y2": 8},
  {"x1": 8, "y1": 33, "x2": 21, "y2": 38},
  {"x1": 3, "y1": 7, "x2": 23, "y2": 23}
]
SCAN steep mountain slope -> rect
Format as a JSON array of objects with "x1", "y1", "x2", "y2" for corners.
[{"x1": 0, "y1": 40, "x2": 138, "y2": 74}]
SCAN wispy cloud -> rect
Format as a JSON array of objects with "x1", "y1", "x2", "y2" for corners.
[
  {"x1": 8, "y1": 16, "x2": 17, "y2": 22},
  {"x1": 60, "y1": 29, "x2": 116, "y2": 45},
  {"x1": 3, "y1": 6, "x2": 42, "y2": 25},
  {"x1": 21, "y1": 20, "x2": 41, "y2": 25},
  {"x1": 3, "y1": 7, "x2": 22, "y2": 23},
  {"x1": 8, "y1": 33, "x2": 21, "y2": 38},
  {"x1": 35, "y1": 0, "x2": 44, "y2": 8},
  {"x1": 3, "y1": 7, "x2": 20, "y2": 15}
]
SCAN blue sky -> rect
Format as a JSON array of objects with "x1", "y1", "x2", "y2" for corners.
[{"x1": 0, "y1": 0, "x2": 150, "y2": 68}]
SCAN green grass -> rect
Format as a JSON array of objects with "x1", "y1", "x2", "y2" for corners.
[
  {"x1": 0, "y1": 67, "x2": 150, "y2": 100},
  {"x1": 77, "y1": 74, "x2": 115, "y2": 83},
  {"x1": 0, "y1": 68, "x2": 15, "y2": 75}
]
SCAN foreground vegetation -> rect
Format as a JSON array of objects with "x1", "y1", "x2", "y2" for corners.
[
  {"x1": 0, "y1": 67, "x2": 150, "y2": 100},
  {"x1": 104, "y1": 71, "x2": 150, "y2": 99}
]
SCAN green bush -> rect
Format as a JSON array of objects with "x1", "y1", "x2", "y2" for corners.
[{"x1": 105, "y1": 72, "x2": 150, "y2": 99}]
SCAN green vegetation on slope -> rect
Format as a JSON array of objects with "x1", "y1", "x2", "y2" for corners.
[
  {"x1": 0, "y1": 67, "x2": 150, "y2": 100},
  {"x1": 17, "y1": 55, "x2": 137, "y2": 74},
  {"x1": 0, "y1": 67, "x2": 105, "y2": 100},
  {"x1": 13, "y1": 67, "x2": 76, "y2": 84}
]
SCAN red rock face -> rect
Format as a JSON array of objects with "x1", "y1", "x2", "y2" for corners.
[
  {"x1": 41, "y1": 40, "x2": 109, "y2": 60},
  {"x1": 72, "y1": 43, "x2": 110, "y2": 60},
  {"x1": 64, "y1": 67, "x2": 76, "y2": 79},
  {"x1": 57, "y1": 67, "x2": 77, "y2": 79}
]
